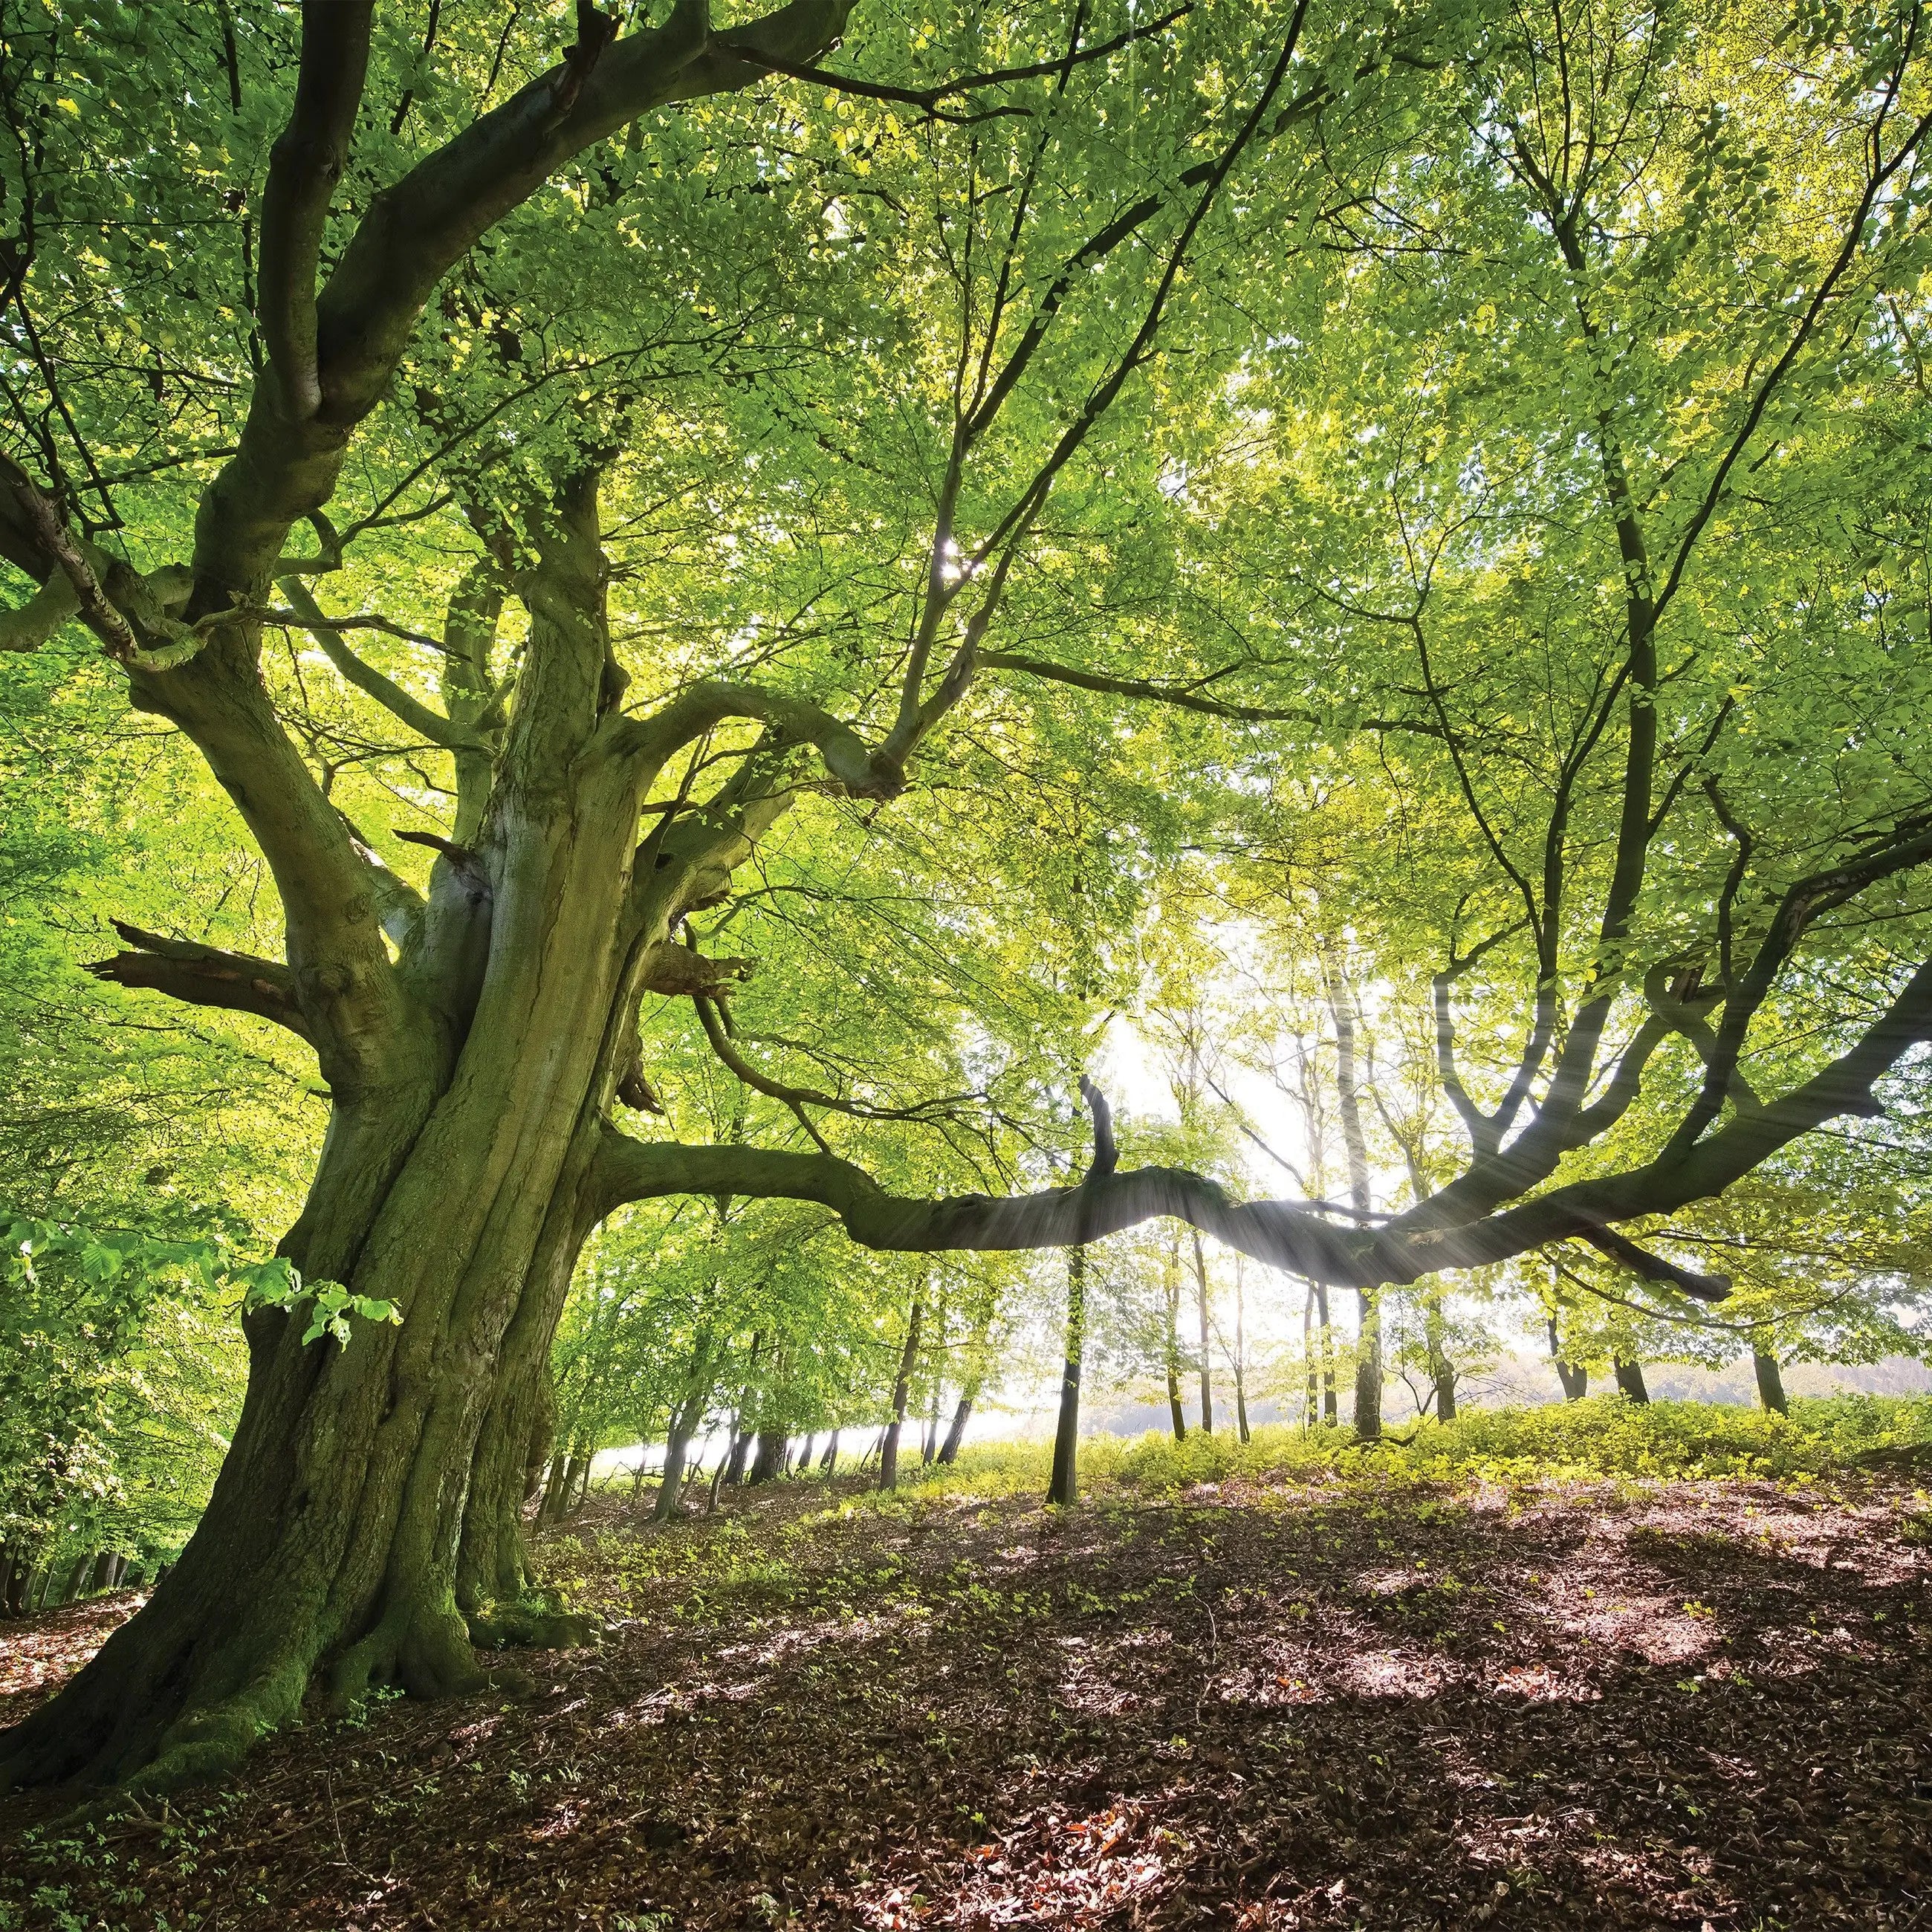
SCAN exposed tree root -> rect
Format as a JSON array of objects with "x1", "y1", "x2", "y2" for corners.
[
  {"x1": 328, "y1": 1595, "x2": 515, "y2": 1711},
  {"x1": 467, "y1": 1598, "x2": 602, "y2": 1651}
]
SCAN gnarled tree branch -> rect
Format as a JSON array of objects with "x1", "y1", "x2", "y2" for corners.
[{"x1": 86, "y1": 921, "x2": 314, "y2": 1046}]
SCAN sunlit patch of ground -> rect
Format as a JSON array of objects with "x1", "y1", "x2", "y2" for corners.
[
  {"x1": 3, "y1": 1471, "x2": 1931, "y2": 1929},
  {"x1": 0, "y1": 1591, "x2": 147, "y2": 1727}
]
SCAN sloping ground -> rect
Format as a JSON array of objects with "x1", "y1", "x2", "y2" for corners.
[{"x1": 2, "y1": 1455, "x2": 1930, "y2": 1931}]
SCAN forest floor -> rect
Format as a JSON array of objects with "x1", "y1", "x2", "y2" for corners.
[{"x1": 3, "y1": 1424, "x2": 1932, "y2": 1931}]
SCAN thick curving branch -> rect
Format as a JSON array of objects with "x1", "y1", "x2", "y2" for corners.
[
  {"x1": 257, "y1": 3, "x2": 375, "y2": 424},
  {"x1": 191, "y1": 0, "x2": 855, "y2": 606},
  {"x1": 609, "y1": 678, "x2": 903, "y2": 798},
  {"x1": 595, "y1": 953, "x2": 1932, "y2": 1290}
]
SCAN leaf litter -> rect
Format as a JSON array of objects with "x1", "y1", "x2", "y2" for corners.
[{"x1": 2, "y1": 1465, "x2": 1929, "y2": 1930}]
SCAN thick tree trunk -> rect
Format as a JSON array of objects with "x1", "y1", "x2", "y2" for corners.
[
  {"x1": 750, "y1": 1426, "x2": 788, "y2": 1484},
  {"x1": 0, "y1": 479, "x2": 654, "y2": 1789},
  {"x1": 1753, "y1": 1349, "x2": 1789, "y2": 1416},
  {"x1": 1047, "y1": 1245, "x2": 1087, "y2": 1508},
  {"x1": 1615, "y1": 1358, "x2": 1650, "y2": 1404},
  {"x1": 1190, "y1": 1230, "x2": 1214, "y2": 1434},
  {"x1": 880, "y1": 1292, "x2": 922, "y2": 1492}
]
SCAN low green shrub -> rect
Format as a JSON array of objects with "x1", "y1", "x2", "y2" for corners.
[{"x1": 856, "y1": 1394, "x2": 1932, "y2": 1503}]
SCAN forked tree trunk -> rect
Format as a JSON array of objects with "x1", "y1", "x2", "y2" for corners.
[
  {"x1": 0, "y1": 474, "x2": 684, "y2": 1794},
  {"x1": 1547, "y1": 1318, "x2": 1588, "y2": 1401},
  {"x1": 653, "y1": 1344, "x2": 715, "y2": 1525}
]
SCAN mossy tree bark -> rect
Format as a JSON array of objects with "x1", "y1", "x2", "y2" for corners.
[{"x1": 0, "y1": 450, "x2": 865, "y2": 1789}]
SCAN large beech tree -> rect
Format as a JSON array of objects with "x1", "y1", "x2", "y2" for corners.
[{"x1": 3, "y1": 0, "x2": 1931, "y2": 1792}]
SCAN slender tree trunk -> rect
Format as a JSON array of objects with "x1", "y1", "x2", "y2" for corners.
[
  {"x1": 1321, "y1": 947, "x2": 1381, "y2": 1441},
  {"x1": 1233, "y1": 1256, "x2": 1251, "y2": 1445},
  {"x1": 1164, "y1": 1236, "x2": 1187, "y2": 1440},
  {"x1": 1547, "y1": 1317, "x2": 1588, "y2": 1401},
  {"x1": 724, "y1": 1332, "x2": 765, "y2": 1489},
  {"x1": 551, "y1": 1450, "x2": 580, "y2": 1516},
  {"x1": 724, "y1": 1422, "x2": 751, "y2": 1487},
  {"x1": 939, "y1": 1385, "x2": 976, "y2": 1463},
  {"x1": 922, "y1": 1376, "x2": 943, "y2": 1465},
  {"x1": 1315, "y1": 1283, "x2": 1337, "y2": 1425},
  {"x1": 1047, "y1": 1245, "x2": 1087, "y2": 1507},
  {"x1": 1614, "y1": 1358, "x2": 1650, "y2": 1404},
  {"x1": 1753, "y1": 1349, "x2": 1789, "y2": 1416},
  {"x1": 821, "y1": 1428, "x2": 840, "y2": 1476},
  {"x1": 652, "y1": 1341, "x2": 715, "y2": 1524},
  {"x1": 1190, "y1": 1229, "x2": 1214, "y2": 1434},
  {"x1": 1424, "y1": 1284, "x2": 1456, "y2": 1422},
  {"x1": 1354, "y1": 1291, "x2": 1382, "y2": 1437},
  {"x1": 880, "y1": 1291, "x2": 922, "y2": 1492},
  {"x1": 939, "y1": 1292, "x2": 995, "y2": 1465},
  {"x1": 1302, "y1": 1281, "x2": 1317, "y2": 1430}
]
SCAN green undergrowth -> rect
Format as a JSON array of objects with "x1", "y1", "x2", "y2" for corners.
[
  {"x1": 850, "y1": 1394, "x2": 1932, "y2": 1506},
  {"x1": 524, "y1": 1395, "x2": 1932, "y2": 1638},
  {"x1": 543, "y1": 1396, "x2": 1932, "y2": 1619}
]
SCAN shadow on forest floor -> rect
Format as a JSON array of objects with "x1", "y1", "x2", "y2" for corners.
[{"x1": 3, "y1": 1463, "x2": 1931, "y2": 1929}]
